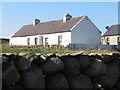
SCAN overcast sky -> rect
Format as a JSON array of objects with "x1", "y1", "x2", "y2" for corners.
[{"x1": 1, "y1": 2, "x2": 119, "y2": 38}]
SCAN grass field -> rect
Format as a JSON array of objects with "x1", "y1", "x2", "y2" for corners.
[
  {"x1": 1, "y1": 45, "x2": 70, "y2": 54},
  {"x1": 0, "y1": 45, "x2": 120, "y2": 55}
]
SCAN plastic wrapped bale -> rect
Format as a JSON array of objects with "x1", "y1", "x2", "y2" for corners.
[
  {"x1": 93, "y1": 83, "x2": 103, "y2": 90},
  {"x1": 62, "y1": 57, "x2": 80, "y2": 76},
  {"x1": 8, "y1": 54, "x2": 17, "y2": 61},
  {"x1": 45, "y1": 73, "x2": 69, "y2": 88},
  {"x1": 23, "y1": 53, "x2": 39, "y2": 62},
  {"x1": 68, "y1": 74, "x2": 93, "y2": 89},
  {"x1": 84, "y1": 59, "x2": 106, "y2": 77},
  {"x1": 20, "y1": 63, "x2": 45, "y2": 89},
  {"x1": 40, "y1": 56, "x2": 64, "y2": 75},
  {"x1": 14, "y1": 55, "x2": 32, "y2": 71},
  {"x1": 94, "y1": 54, "x2": 103, "y2": 60},
  {"x1": 2, "y1": 58, "x2": 20, "y2": 87},
  {"x1": 0, "y1": 54, "x2": 9, "y2": 63},
  {"x1": 35, "y1": 54, "x2": 48, "y2": 65},
  {"x1": 112, "y1": 53, "x2": 120, "y2": 57},
  {"x1": 2, "y1": 85, "x2": 25, "y2": 90},
  {"x1": 115, "y1": 78, "x2": 120, "y2": 89},
  {"x1": 103, "y1": 87, "x2": 119, "y2": 90},
  {"x1": 93, "y1": 63, "x2": 119, "y2": 88},
  {"x1": 101, "y1": 55, "x2": 115, "y2": 63},
  {"x1": 79, "y1": 55, "x2": 90, "y2": 71},
  {"x1": 23, "y1": 53, "x2": 47, "y2": 65}
]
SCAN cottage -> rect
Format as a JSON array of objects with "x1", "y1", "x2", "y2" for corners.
[
  {"x1": 10, "y1": 13, "x2": 101, "y2": 49},
  {"x1": 101, "y1": 25, "x2": 120, "y2": 49}
]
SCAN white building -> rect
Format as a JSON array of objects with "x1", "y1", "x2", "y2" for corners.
[
  {"x1": 101, "y1": 25, "x2": 120, "y2": 49},
  {"x1": 10, "y1": 13, "x2": 101, "y2": 49}
]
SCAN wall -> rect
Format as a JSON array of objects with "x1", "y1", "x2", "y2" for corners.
[
  {"x1": 71, "y1": 16, "x2": 101, "y2": 45},
  {"x1": 10, "y1": 32, "x2": 71, "y2": 46},
  {"x1": 102, "y1": 35, "x2": 120, "y2": 45},
  {"x1": 39, "y1": 32, "x2": 71, "y2": 46},
  {"x1": 2, "y1": 53, "x2": 120, "y2": 89},
  {"x1": 69, "y1": 43, "x2": 99, "y2": 50}
]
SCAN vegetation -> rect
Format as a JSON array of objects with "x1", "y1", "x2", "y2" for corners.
[
  {"x1": 1, "y1": 45, "x2": 69, "y2": 54},
  {"x1": 0, "y1": 45, "x2": 119, "y2": 55}
]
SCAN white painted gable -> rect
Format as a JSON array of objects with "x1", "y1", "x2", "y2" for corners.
[{"x1": 71, "y1": 16, "x2": 101, "y2": 45}]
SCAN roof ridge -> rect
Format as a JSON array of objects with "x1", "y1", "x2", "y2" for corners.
[
  {"x1": 112, "y1": 24, "x2": 120, "y2": 26},
  {"x1": 37, "y1": 16, "x2": 85, "y2": 24},
  {"x1": 22, "y1": 16, "x2": 85, "y2": 26}
]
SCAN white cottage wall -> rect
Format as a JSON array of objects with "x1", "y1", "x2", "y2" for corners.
[
  {"x1": 102, "y1": 35, "x2": 120, "y2": 45},
  {"x1": 40, "y1": 32, "x2": 71, "y2": 46},
  {"x1": 10, "y1": 32, "x2": 71, "y2": 46}
]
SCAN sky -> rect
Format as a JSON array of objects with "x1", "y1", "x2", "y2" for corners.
[{"x1": 1, "y1": 2, "x2": 119, "y2": 38}]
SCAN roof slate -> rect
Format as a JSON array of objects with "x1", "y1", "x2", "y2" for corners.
[
  {"x1": 12, "y1": 16, "x2": 84, "y2": 37},
  {"x1": 102, "y1": 25, "x2": 120, "y2": 36}
]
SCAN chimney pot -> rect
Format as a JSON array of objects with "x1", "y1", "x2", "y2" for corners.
[
  {"x1": 106, "y1": 26, "x2": 110, "y2": 30},
  {"x1": 63, "y1": 13, "x2": 72, "y2": 22},
  {"x1": 33, "y1": 19, "x2": 40, "y2": 26}
]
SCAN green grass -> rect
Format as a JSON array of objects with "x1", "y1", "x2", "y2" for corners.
[
  {"x1": 1, "y1": 45, "x2": 69, "y2": 54},
  {"x1": 2, "y1": 46, "x2": 30, "y2": 54},
  {"x1": 0, "y1": 45, "x2": 119, "y2": 55}
]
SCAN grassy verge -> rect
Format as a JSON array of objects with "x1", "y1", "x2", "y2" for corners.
[
  {"x1": 1, "y1": 45, "x2": 69, "y2": 54},
  {"x1": 0, "y1": 45, "x2": 119, "y2": 55}
]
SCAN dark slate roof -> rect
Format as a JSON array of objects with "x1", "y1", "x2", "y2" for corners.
[
  {"x1": 12, "y1": 16, "x2": 84, "y2": 37},
  {"x1": 0, "y1": 38, "x2": 9, "y2": 40},
  {"x1": 102, "y1": 25, "x2": 120, "y2": 36}
]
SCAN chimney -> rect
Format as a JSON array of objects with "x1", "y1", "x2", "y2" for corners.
[
  {"x1": 33, "y1": 19, "x2": 40, "y2": 26},
  {"x1": 63, "y1": 13, "x2": 72, "y2": 22}
]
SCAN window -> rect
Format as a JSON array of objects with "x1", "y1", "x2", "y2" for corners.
[
  {"x1": 106, "y1": 38, "x2": 109, "y2": 42},
  {"x1": 118, "y1": 37, "x2": 120, "y2": 45},
  {"x1": 39, "y1": 36, "x2": 43, "y2": 45},
  {"x1": 107, "y1": 42, "x2": 109, "y2": 45},
  {"x1": 106, "y1": 38, "x2": 110, "y2": 45},
  {"x1": 27, "y1": 38, "x2": 30, "y2": 45},
  {"x1": 35, "y1": 38, "x2": 38, "y2": 45},
  {"x1": 45, "y1": 37, "x2": 48, "y2": 45},
  {"x1": 58, "y1": 35, "x2": 62, "y2": 45},
  {"x1": 118, "y1": 37, "x2": 120, "y2": 42}
]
